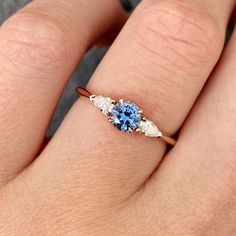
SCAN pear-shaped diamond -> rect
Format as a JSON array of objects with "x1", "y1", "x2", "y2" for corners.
[
  {"x1": 90, "y1": 95, "x2": 114, "y2": 114},
  {"x1": 139, "y1": 120, "x2": 162, "y2": 137}
]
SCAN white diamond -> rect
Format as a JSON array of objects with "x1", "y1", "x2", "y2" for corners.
[
  {"x1": 139, "y1": 120, "x2": 162, "y2": 137},
  {"x1": 90, "y1": 96, "x2": 114, "y2": 114}
]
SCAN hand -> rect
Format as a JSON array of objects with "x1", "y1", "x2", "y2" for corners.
[{"x1": 0, "y1": 0, "x2": 235, "y2": 235}]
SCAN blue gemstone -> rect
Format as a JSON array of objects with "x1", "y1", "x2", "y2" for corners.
[{"x1": 111, "y1": 101, "x2": 141, "y2": 132}]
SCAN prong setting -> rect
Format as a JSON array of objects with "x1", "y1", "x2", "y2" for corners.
[
  {"x1": 138, "y1": 110, "x2": 143, "y2": 114},
  {"x1": 136, "y1": 128, "x2": 141, "y2": 132},
  {"x1": 119, "y1": 99, "x2": 124, "y2": 104},
  {"x1": 89, "y1": 95, "x2": 96, "y2": 101},
  {"x1": 128, "y1": 128, "x2": 133, "y2": 133}
]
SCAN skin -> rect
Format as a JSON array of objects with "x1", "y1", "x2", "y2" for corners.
[{"x1": 0, "y1": 0, "x2": 235, "y2": 235}]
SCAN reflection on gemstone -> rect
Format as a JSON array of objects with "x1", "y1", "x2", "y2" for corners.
[
  {"x1": 139, "y1": 120, "x2": 162, "y2": 137},
  {"x1": 111, "y1": 101, "x2": 141, "y2": 132},
  {"x1": 91, "y1": 96, "x2": 114, "y2": 114}
]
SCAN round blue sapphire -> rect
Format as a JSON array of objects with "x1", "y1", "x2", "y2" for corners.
[{"x1": 111, "y1": 101, "x2": 142, "y2": 132}]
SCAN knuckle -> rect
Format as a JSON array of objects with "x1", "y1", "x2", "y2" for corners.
[
  {"x1": 132, "y1": 0, "x2": 222, "y2": 68},
  {"x1": 0, "y1": 12, "x2": 73, "y2": 73}
]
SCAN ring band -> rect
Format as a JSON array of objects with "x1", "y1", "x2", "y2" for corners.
[{"x1": 76, "y1": 87, "x2": 176, "y2": 146}]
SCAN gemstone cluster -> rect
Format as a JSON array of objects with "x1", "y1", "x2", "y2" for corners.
[{"x1": 90, "y1": 95, "x2": 162, "y2": 138}]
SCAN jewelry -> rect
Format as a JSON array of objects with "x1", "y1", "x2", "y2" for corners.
[{"x1": 76, "y1": 87, "x2": 176, "y2": 146}]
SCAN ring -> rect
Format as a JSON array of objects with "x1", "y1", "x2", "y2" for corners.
[{"x1": 76, "y1": 87, "x2": 176, "y2": 146}]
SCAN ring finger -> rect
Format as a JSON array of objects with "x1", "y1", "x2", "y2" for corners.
[{"x1": 35, "y1": 0, "x2": 234, "y2": 201}]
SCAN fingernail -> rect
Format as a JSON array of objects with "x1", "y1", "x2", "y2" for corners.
[{"x1": 120, "y1": 0, "x2": 133, "y2": 12}]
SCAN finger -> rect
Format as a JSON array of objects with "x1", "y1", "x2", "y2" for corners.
[
  {"x1": 35, "y1": 0, "x2": 234, "y2": 201},
  {"x1": 0, "y1": 0, "x2": 126, "y2": 185},
  {"x1": 97, "y1": 12, "x2": 129, "y2": 47},
  {"x1": 143, "y1": 23, "x2": 236, "y2": 233},
  {"x1": 97, "y1": 0, "x2": 132, "y2": 47}
]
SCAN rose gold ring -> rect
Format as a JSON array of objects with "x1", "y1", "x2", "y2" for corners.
[{"x1": 76, "y1": 87, "x2": 176, "y2": 146}]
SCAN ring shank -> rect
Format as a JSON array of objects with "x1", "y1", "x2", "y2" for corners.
[
  {"x1": 75, "y1": 87, "x2": 91, "y2": 98},
  {"x1": 161, "y1": 135, "x2": 176, "y2": 146}
]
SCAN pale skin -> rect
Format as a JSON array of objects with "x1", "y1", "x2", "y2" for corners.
[{"x1": 0, "y1": 0, "x2": 236, "y2": 235}]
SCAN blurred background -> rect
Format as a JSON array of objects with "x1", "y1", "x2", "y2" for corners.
[{"x1": 0, "y1": 0, "x2": 140, "y2": 134}]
